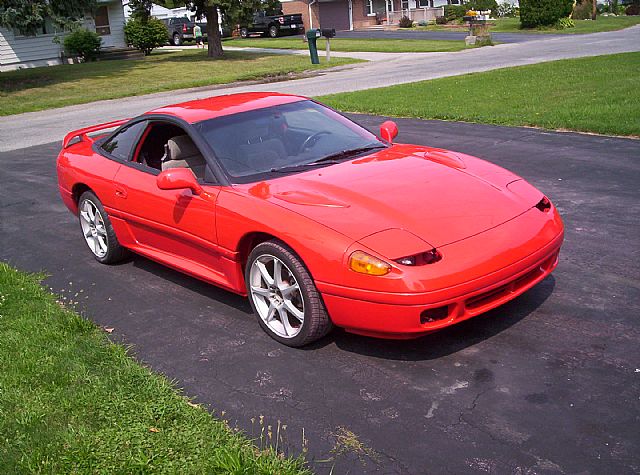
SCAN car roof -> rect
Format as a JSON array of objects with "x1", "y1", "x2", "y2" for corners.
[{"x1": 144, "y1": 92, "x2": 308, "y2": 124}]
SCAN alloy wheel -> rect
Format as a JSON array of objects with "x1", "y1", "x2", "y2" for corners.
[
  {"x1": 79, "y1": 199, "x2": 108, "y2": 258},
  {"x1": 249, "y1": 254, "x2": 305, "y2": 338}
]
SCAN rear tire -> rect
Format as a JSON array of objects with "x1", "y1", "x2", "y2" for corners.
[
  {"x1": 173, "y1": 33, "x2": 181, "y2": 46},
  {"x1": 246, "y1": 241, "x2": 332, "y2": 347},
  {"x1": 240, "y1": 27, "x2": 249, "y2": 38},
  {"x1": 78, "y1": 191, "x2": 128, "y2": 264}
]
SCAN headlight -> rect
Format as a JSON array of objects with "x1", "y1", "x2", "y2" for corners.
[
  {"x1": 395, "y1": 249, "x2": 442, "y2": 266},
  {"x1": 349, "y1": 251, "x2": 391, "y2": 276}
]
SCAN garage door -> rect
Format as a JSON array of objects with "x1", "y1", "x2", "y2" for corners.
[{"x1": 319, "y1": 1, "x2": 350, "y2": 31}]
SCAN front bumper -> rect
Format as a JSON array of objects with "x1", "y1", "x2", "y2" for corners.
[{"x1": 316, "y1": 208, "x2": 564, "y2": 338}]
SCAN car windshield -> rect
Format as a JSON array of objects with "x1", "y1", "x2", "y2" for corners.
[{"x1": 194, "y1": 100, "x2": 386, "y2": 183}]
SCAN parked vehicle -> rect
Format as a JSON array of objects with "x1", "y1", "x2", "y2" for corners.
[
  {"x1": 240, "y1": 12, "x2": 304, "y2": 38},
  {"x1": 57, "y1": 93, "x2": 564, "y2": 347},
  {"x1": 161, "y1": 17, "x2": 207, "y2": 46}
]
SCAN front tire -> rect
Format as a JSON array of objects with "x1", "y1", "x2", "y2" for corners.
[
  {"x1": 240, "y1": 27, "x2": 249, "y2": 38},
  {"x1": 246, "y1": 241, "x2": 332, "y2": 347},
  {"x1": 173, "y1": 33, "x2": 181, "y2": 46},
  {"x1": 269, "y1": 25, "x2": 279, "y2": 38},
  {"x1": 78, "y1": 191, "x2": 128, "y2": 264}
]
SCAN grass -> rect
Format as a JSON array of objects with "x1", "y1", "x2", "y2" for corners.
[
  {"x1": 0, "y1": 262, "x2": 310, "y2": 474},
  {"x1": 223, "y1": 37, "x2": 468, "y2": 53},
  {"x1": 0, "y1": 49, "x2": 358, "y2": 116},
  {"x1": 418, "y1": 15, "x2": 640, "y2": 33},
  {"x1": 317, "y1": 52, "x2": 640, "y2": 137}
]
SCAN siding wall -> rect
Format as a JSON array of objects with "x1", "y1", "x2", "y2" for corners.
[{"x1": 0, "y1": 0, "x2": 126, "y2": 72}]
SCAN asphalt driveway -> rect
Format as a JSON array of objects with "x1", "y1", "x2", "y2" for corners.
[{"x1": 1, "y1": 117, "x2": 639, "y2": 474}]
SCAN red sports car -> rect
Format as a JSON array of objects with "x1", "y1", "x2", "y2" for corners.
[{"x1": 57, "y1": 93, "x2": 564, "y2": 347}]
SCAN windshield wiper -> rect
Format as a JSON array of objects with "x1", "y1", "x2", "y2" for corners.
[{"x1": 269, "y1": 144, "x2": 386, "y2": 173}]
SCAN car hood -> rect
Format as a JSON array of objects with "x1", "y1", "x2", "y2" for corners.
[{"x1": 240, "y1": 145, "x2": 543, "y2": 249}]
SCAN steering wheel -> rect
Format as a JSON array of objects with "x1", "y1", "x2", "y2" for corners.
[{"x1": 299, "y1": 131, "x2": 331, "y2": 153}]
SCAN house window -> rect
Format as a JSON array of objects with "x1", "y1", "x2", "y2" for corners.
[
  {"x1": 417, "y1": 0, "x2": 430, "y2": 7},
  {"x1": 94, "y1": 6, "x2": 111, "y2": 36},
  {"x1": 386, "y1": 0, "x2": 395, "y2": 12},
  {"x1": 401, "y1": 0, "x2": 409, "y2": 9},
  {"x1": 365, "y1": 0, "x2": 375, "y2": 15}
]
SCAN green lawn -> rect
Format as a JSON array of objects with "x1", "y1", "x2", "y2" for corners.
[
  {"x1": 318, "y1": 52, "x2": 640, "y2": 137},
  {"x1": 223, "y1": 37, "x2": 468, "y2": 53},
  {"x1": 421, "y1": 15, "x2": 640, "y2": 33},
  {"x1": 0, "y1": 49, "x2": 358, "y2": 116},
  {"x1": 0, "y1": 262, "x2": 310, "y2": 474}
]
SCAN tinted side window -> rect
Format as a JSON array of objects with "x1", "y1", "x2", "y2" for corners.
[{"x1": 101, "y1": 122, "x2": 147, "y2": 161}]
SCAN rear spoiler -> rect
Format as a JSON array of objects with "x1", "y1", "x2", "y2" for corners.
[{"x1": 62, "y1": 119, "x2": 130, "y2": 149}]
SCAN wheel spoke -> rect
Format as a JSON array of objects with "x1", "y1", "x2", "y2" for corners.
[
  {"x1": 86, "y1": 203, "x2": 95, "y2": 222},
  {"x1": 278, "y1": 307, "x2": 293, "y2": 336},
  {"x1": 266, "y1": 304, "x2": 277, "y2": 323},
  {"x1": 80, "y1": 211, "x2": 91, "y2": 224},
  {"x1": 97, "y1": 236, "x2": 108, "y2": 253},
  {"x1": 251, "y1": 286, "x2": 271, "y2": 297},
  {"x1": 283, "y1": 300, "x2": 304, "y2": 322},
  {"x1": 273, "y1": 259, "x2": 283, "y2": 286},
  {"x1": 279, "y1": 283, "x2": 298, "y2": 297},
  {"x1": 256, "y1": 261, "x2": 274, "y2": 286}
]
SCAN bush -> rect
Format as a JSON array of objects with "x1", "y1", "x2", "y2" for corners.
[
  {"x1": 124, "y1": 17, "x2": 168, "y2": 55},
  {"x1": 519, "y1": 0, "x2": 573, "y2": 27},
  {"x1": 573, "y1": 0, "x2": 594, "y2": 19},
  {"x1": 626, "y1": 3, "x2": 640, "y2": 14},
  {"x1": 398, "y1": 15, "x2": 414, "y2": 27},
  {"x1": 496, "y1": 2, "x2": 518, "y2": 17},
  {"x1": 557, "y1": 17, "x2": 575, "y2": 28},
  {"x1": 444, "y1": 4, "x2": 467, "y2": 21},
  {"x1": 417, "y1": 19, "x2": 428, "y2": 26},
  {"x1": 435, "y1": 15, "x2": 448, "y2": 24},
  {"x1": 467, "y1": 0, "x2": 499, "y2": 14},
  {"x1": 63, "y1": 28, "x2": 101, "y2": 62}
]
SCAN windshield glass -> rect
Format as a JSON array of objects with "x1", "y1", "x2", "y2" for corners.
[{"x1": 194, "y1": 100, "x2": 385, "y2": 183}]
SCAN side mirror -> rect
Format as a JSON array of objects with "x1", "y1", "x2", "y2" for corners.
[
  {"x1": 380, "y1": 120, "x2": 398, "y2": 143},
  {"x1": 157, "y1": 168, "x2": 202, "y2": 195}
]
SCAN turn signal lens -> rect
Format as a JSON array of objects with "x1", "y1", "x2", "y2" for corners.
[{"x1": 349, "y1": 251, "x2": 391, "y2": 276}]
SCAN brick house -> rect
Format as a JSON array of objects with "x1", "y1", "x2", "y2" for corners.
[{"x1": 281, "y1": 0, "x2": 448, "y2": 31}]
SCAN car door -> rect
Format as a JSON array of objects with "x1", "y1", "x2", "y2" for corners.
[{"x1": 109, "y1": 120, "x2": 224, "y2": 277}]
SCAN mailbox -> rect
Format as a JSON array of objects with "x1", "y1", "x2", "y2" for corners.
[
  {"x1": 321, "y1": 28, "x2": 336, "y2": 38},
  {"x1": 306, "y1": 29, "x2": 320, "y2": 64}
]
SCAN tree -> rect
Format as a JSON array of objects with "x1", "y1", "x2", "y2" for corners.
[
  {"x1": 162, "y1": 0, "x2": 280, "y2": 59},
  {"x1": 127, "y1": 0, "x2": 154, "y2": 23},
  {"x1": 125, "y1": 17, "x2": 168, "y2": 55},
  {"x1": 0, "y1": 0, "x2": 95, "y2": 35}
]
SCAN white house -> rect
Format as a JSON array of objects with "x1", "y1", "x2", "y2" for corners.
[{"x1": 0, "y1": 0, "x2": 126, "y2": 72}]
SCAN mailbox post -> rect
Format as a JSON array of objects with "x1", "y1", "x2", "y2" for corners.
[
  {"x1": 321, "y1": 28, "x2": 336, "y2": 62},
  {"x1": 306, "y1": 29, "x2": 321, "y2": 64}
]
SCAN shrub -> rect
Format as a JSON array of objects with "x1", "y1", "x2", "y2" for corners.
[
  {"x1": 573, "y1": 0, "x2": 594, "y2": 20},
  {"x1": 124, "y1": 17, "x2": 168, "y2": 55},
  {"x1": 398, "y1": 15, "x2": 414, "y2": 27},
  {"x1": 557, "y1": 17, "x2": 575, "y2": 28},
  {"x1": 63, "y1": 28, "x2": 101, "y2": 62},
  {"x1": 417, "y1": 19, "x2": 428, "y2": 26},
  {"x1": 435, "y1": 15, "x2": 448, "y2": 24},
  {"x1": 519, "y1": 0, "x2": 573, "y2": 27},
  {"x1": 467, "y1": 0, "x2": 499, "y2": 14},
  {"x1": 626, "y1": 3, "x2": 640, "y2": 14},
  {"x1": 444, "y1": 4, "x2": 467, "y2": 21}
]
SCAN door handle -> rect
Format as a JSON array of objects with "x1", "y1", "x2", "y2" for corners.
[{"x1": 115, "y1": 185, "x2": 128, "y2": 199}]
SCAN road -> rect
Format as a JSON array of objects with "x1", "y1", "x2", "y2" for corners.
[
  {"x1": 1, "y1": 116, "x2": 639, "y2": 474},
  {"x1": 1, "y1": 25, "x2": 638, "y2": 152}
]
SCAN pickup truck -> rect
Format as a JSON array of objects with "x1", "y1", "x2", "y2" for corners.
[
  {"x1": 161, "y1": 17, "x2": 203, "y2": 46},
  {"x1": 240, "y1": 12, "x2": 304, "y2": 38}
]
